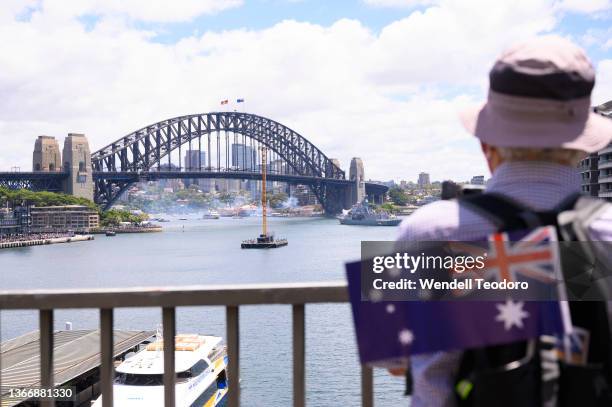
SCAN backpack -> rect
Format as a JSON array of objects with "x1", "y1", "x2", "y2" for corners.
[{"x1": 449, "y1": 192, "x2": 612, "y2": 407}]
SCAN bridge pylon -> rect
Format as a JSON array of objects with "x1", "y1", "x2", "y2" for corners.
[
  {"x1": 62, "y1": 133, "x2": 94, "y2": 202},
  {"x1": 349, "y1": 157, "x2": 365, "y2": 205}
]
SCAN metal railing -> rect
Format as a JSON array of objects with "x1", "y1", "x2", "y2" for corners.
[{"x1": 0, "y1": 282, "x2": 374, "y2": 407}]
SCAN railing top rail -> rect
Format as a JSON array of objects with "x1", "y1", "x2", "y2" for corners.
[{"x1": 0, "y1": 281, "x2": 349, "y2": 310}]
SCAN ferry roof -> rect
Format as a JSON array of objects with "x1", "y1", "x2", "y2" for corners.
[
  {"x1": 116, "y1": 335, "x2": 222, "y2": 375},
  {"x1": 0, "y1": 329, "x2": 155, "y2": 407}
]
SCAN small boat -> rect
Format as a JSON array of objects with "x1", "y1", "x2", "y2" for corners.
[
  {"x1": 105, "y1": 230, "x2": 116, "y2": 237},
  {"x1": 179, "y1": 218, "x2": 188, "y2": 221},
  {"x1": 152, "y1": 217, "x2": 170, "y2": 223},
  {"x1": 202, "y1": 210, "x2": 220, "y2": 220},
  {"x1": 91, "y1": 334, "x2": 228, "y2": 407}
]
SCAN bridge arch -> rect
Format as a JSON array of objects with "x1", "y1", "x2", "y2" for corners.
[{"x1": 91, "y1": 112, "x2": 347, "y2": 212}]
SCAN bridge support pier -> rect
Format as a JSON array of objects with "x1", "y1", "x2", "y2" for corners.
[
  {"x1": 349, "y1": 158, "x2": 365, "y2": 205},
  {"x1": 321, "y1": 185, "x2": 349, "y2": 216},
  {"x1": 62, "y1": 133, "x2": 94, "y2": 202}
]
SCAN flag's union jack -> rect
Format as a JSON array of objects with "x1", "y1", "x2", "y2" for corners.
[{"x1": 449, "y1": 225, "x2": 562, "y2": 294}]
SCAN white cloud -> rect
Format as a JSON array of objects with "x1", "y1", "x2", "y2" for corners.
[
  {"x1": 362, "y1": 0, "x2": 435, "y2": 7},
  {"x1": 558, "y1": 0, "x2": 611, "y2": 14},
  {"x1": 22, "y1": 0, "x2": 243, "y2": 23},
  {"x1": 593, "y1": 59, "x2": 612, "y2": 106},
  {"x1": 581, "y1": 27, "x2": 612, "y2": 51},
  {"x1": 0, "y1": 0, "x2": 608, "y2": 183}
]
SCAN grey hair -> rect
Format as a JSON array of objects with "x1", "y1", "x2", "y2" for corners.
[{"x1": 496, "y1": 147, "x2": 587, "y2": 166}]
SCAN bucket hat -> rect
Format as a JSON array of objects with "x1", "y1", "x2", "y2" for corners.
[{"x1": 460, "y1": 36, "x2": 612, "y2": 153}]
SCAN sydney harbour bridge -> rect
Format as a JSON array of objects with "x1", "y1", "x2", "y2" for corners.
[{"x1": 0, "y1": 112, "x2": 387, "y2": 214}]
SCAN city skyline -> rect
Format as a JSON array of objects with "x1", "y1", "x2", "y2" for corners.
[{"x1": 0, "y1": 0, "x2": 610, "y2": 181}]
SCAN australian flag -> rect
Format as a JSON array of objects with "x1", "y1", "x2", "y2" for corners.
[{"x1": 347, "y1": 226, "x2": 571, "y2": 367}]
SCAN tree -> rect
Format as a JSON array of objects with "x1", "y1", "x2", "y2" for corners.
[
  {"x1": 0, "y1": 187, "x2": 97, "y2": 209},
  {"x1": 218, "y1": 192, "x2": 234, "y2": 205},
  {"x1": 379, "y1": 202, "x2": 397, "y2": 213},
  {"x1": 268, "y1": 192, "x2": 288, "y2": 208},
  {"x1": 100, "y1": 209, "x2": 148, "y2": 226},
  {"x1": 388, "y1": 187, "x2": 409, "y2": 206}
]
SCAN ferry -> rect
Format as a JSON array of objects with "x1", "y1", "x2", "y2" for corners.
[{"x1": 92, "y1": 334, "x2": 228, "y2": 406}]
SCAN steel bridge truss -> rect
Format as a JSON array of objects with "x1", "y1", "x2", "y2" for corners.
[
  {"x1": 0, "y1": 172, "x2": 66, "y2": 193},
  {"x1": 91, "y1": 112, "x2": 347, "y2": 212}
]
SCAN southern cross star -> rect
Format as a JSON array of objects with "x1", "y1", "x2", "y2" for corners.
[
  {"x1": 495, "y1": 299, "x2": 529, "y2": 330},
  {"x1": 398, "y1": 328, "x2": 414, "y2": 345}
]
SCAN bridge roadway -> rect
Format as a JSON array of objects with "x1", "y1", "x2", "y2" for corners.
[{"x1": 0, "y1": 171, "x2": 388, "y2": 198}]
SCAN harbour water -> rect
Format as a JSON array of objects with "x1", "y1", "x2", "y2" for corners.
[{"x1": 0, "y1": 216, "x2": 407, "y2": 406}]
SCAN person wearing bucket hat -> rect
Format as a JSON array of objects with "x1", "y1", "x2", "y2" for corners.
[{"x1": 396, "y1": 36, "x2": 612, "y2": 407}]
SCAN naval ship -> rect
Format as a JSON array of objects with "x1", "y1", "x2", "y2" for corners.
[{"x1": 338, "y1": 200, "x2": 401, "y2": 226}]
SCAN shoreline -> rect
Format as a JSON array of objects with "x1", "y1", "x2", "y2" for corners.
[
  {"x1": 90, "y1": 226, "x2": 163, "y2": 234},
  {"x1": 0, "y1": 234, "x2": 94, "y2": 250}
]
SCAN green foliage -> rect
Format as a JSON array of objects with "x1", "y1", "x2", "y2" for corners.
[
  {"x1": 378, "y1": 202, "x2": 397, "y2": 213},
  {"x1": 218, "y1": 192, "x2": 234, "y2": 204},
  {"x1": 100, "y1": 209, "x2": 148, "y2": 226},
  {"x1": 0, "y1": 187, "x2": 97, "y2": 209},
  {"x1": 388, "y1": 187, "x2": 409, "y2": 206}
]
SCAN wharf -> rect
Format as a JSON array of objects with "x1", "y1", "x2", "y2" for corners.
[
  {"x1": 91, "y1": 226, "x2": 162, "y2": 234},
  {"x1": 0, "y1": 329, "x2": 155, "y2": 406},
  {"x1": 0, "y1": 235, "x2": 94, "y2": 250}
]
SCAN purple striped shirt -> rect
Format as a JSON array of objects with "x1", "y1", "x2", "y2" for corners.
[{"x1": 396, "y1": 161, "x2": 612, "y2": 407}]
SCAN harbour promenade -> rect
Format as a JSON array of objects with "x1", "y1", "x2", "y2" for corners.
[{"x1": 0, "y1": 234, "x2": 94, "y2": 250}]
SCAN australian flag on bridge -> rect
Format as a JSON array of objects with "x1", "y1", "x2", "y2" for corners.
[{"x1": 347, "y1": 226, "x2": 571, "y2": 367}]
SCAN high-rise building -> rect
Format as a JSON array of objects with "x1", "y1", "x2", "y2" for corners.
[
  {"x1": 417, "y1": 172, "x2": 430, "y2": 188},
  {"x1": 184, "y1": 150, "x2": 206, "y2": 171},
  {"x1": 580, "y1": 101, "x2": 612, "y2": 201},
  {"x1": 184, "y1": 150, "x2": 206, "y2": 187},
  {"x1": 232, "y1": 143, "x2": 256, "y2": 170},
  {"x1": 33, "y1": 136, "x2": 61, "y2": 172},
  {"x1": 232, "y1": 143, "x2": 257, "y2": 195},
  {"x1": 291, "y1": 184, "x2": 318, "y2": 206}
]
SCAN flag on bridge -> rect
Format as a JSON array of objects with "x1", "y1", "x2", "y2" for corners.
[
  {"x1": 221, "y1": 99, "x2": 229, "y2": 105},
  {"x1": 346, "y1": 227, "x2": 571, "y2": 367},
  {"x1": 237, "y1": 98, "x2": 245, "y2": 103}
]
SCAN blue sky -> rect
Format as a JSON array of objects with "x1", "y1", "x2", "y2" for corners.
[
  {"x1": 142, "y1": 0, "x2": 420, "y2": 41},
  {"x1": 1, "y1": 0, "x2": 611, "y2": 181}
]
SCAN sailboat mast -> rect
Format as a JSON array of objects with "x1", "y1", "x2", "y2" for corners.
[{"x1": 261, "y1": 146, "x2": 267, "y2": 236}]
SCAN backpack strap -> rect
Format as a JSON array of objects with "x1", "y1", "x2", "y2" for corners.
[
  {"x1": 557, "y1": 196, "x2": 610, "y2": 241},
  {"x1": 458, "y1": 192, "x2": 582, "y2": 233}
]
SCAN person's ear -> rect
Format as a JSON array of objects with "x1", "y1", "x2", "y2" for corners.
[
  {"x1": 480, "y1": 142, "x2": 490, "y2": 158},
  {"x1": 481, "y1": 142, "x2": 498, "y2": 172}
]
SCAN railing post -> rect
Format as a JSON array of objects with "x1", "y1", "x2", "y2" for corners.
[
  {"x1": 40, "y1": 309, "x2": 54, "y2": 407},
  {"x1": 293, "y1": 304, "x2": 305, "y2": 407},
  {"x1": 163, "y1": 307, "x2": 176, "y2": 407},
  {"x1": 361, "y1": 365, "x2": 373, "y2": 407},
  {"x1": 100, "y1": 309, "x2": 114, "y2": 407},
  {"x1": 226, "y1": 305, "x2": 240, "y2": 407}
]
